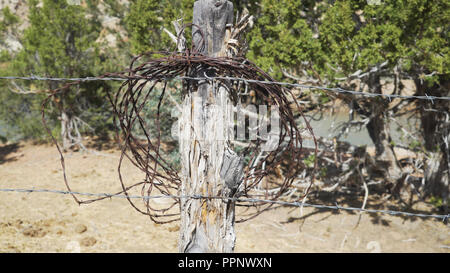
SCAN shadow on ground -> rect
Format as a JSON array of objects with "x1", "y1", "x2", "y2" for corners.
[
  {"x1": 280, "y1": 190, "x2": 446, "y2": 226},
  {"x1": 84, "y1": 136, "x2": 117, "y2": 151},
  {"x1": 0, "y1": 143, "x2": 22, "y2": 164}
]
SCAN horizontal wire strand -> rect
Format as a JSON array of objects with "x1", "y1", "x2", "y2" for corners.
[
  {"x1": 0, "y1": 188, "x2": 448, "y2": 221},
  {"x1": 1, "y1": 75, "x2": 449, "y2": 101}
]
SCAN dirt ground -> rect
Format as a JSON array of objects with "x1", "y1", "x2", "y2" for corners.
[{"x1": 0, "y1": 142, "x2": 448, "y2": 253}]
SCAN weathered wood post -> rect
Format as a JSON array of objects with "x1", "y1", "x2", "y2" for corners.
[{"x1": 178, "y1": 0, "x2": 242, "y2": 253}]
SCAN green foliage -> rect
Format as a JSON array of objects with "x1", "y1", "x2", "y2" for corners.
[
  {"x1": 0, "y1": 134, "x2": 6, "y2": 144},
  {"x1": 303, "y1": 154, "x2": 316, "y2": 168},
  {"x1": 245, "y1": 0, "x2": 448, "y2": 83},
  {"x1": 1, "y1": 6, "x2": 19, "y2": 28},
  {"x1": 16, "y1": 0, "x2": 101, "y2": 79},
  {"x1": 0, "y1": 6, "x2": 20, "y2": 41},
  {"x1": 103, "y1": 0, "x2": 128, "y2": 19},
  {"x1": 0, "y1": 0, "x2": 447, "y2": 150},
  {"x1": 429, "y1": 196, "x2": 444, "y2": 208},
  {"x1": 139, "y1": 83, "x2": 181, "y2": 142},
  {"x1": 0, "y1": 50, "x2": 11, "y2": 62},
  {"x1": 0, "y1": 78, "x2": 46, "y2": 140},
  {"x1": 403, "y1": 0, "x2": 449, "y2": 75},
  {"x1": 319, "y1": 1, "x2": 409, "y2": 79},
  {"x1": 0, "y1": 0, "x2": 113, "y2": 141},
  {"x1": 247, "y1": 0, "x2": 323, "y2": 79},
  {"x1": 318, "y1": 90, "x2": 330, "y2": 104},
  {"x1": 125, "y1": 0, "x2": 195, "y2": 54},
  {"x1": 408, "y1": 140, "x2": 421, "y2": 150}
]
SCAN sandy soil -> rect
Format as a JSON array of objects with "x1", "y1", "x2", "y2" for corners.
[{"x1": 0, "y1": 142, "x2": 448, "y2": 253}]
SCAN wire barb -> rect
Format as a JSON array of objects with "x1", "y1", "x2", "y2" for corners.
[{"x1": 34, "y1": 50, "x2": 317, "y2": 223}]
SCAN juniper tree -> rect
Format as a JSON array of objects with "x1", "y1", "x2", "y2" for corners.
[
  {"x1": 244, "y1": 0, "x2": 449, "y2": 201},
  {"x1": 246, "y1": 0, "x2": 324, "y2": 79},
  {"x1": 398, "y1": 0, "x2": 449, "y2": 207},
  {"x1": 125, "y1": 0, "x2": 195, "y2": 54},
  {"x1": 1, "y1": 0, "x2": 113, "y2": 148}
]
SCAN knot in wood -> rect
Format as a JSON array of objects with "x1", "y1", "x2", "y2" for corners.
[{"x1": 220, "y1": 147, "x2": 244, "y2": 190}]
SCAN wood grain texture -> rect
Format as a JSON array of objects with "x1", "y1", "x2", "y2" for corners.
[{"x1": 179, "y1": 0, "x2": 240, "y2": 253}]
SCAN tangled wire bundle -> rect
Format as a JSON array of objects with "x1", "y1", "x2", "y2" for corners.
[{"x1": 42, "y1": 50, "x2": 317, "y2": 223}]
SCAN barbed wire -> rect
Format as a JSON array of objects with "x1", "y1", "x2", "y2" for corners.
[
  {"x1": 32, "y1": 52, "x2": 316, "y2": 224},
  {"x1": 1, "y1": 55, "x2": 448, "y2": 225},
  {"x1": 1, "y1": 75, "x2": 449, "y2": 101},
  {"x1": 0, "y1": 188, "x2": 448, "y2": 222},
  {"x1": 0, "y1": 76, "x2": 125, "y2": 82}
]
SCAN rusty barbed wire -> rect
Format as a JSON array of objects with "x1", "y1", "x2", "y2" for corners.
[
  {"x1": 38, "y1": 49, "x2": 317, "y2": 224},
  {"x1": 2, "y1": 61, "x2": 448, "y2": 224}
]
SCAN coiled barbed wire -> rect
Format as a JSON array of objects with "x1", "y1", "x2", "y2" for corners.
[{"x1": 40, "y1": 49, "x2": 317, "y2": 223}]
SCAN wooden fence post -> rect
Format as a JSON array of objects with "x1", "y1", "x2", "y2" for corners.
[{"x1": 178, "y1": 0, "x2": 241, "y2": 253}]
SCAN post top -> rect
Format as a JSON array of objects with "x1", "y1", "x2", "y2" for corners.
[{"x1": 192, "y1": 0, "x2": 234, "y2": 56}]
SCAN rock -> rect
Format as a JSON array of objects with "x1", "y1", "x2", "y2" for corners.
[
  {"x1": 12, "y1": 219, "x2": 23, "y2": 229},
  {"x1": 7, "y1": 246, "x2": 20, "y2": 253},
  {"x1": 80, "y1": 237, "x2": 97, "y2": 247},
  {"x1": 22, "y1": 227, "x2": 47, "y2": 238},
  {"x1": 74, "y1": 224, "x2": 87, "y2": 234}
]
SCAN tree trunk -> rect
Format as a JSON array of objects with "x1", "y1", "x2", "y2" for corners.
[
  {"x1": 61, "y1": 110, "x2": 70, "y2": 151},
  {"x1": 415, "y1": 78, "x2": 450, "y2": 210},
  {"x1": 365, "y1": 73, "x2": 403, "y2": 185},
  {"x1": 178, "y1": 0, "x2": 240, "y2": 253},
  {"x1": 51, "y1": 81, "x2": 72, "y2": 152}
]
